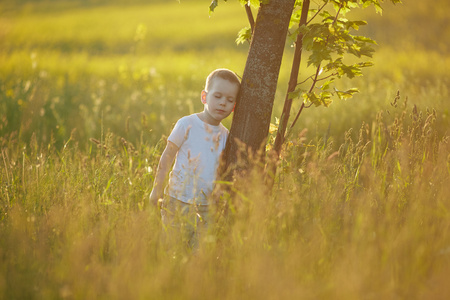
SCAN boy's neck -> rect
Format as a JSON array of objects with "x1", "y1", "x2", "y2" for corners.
[{"x1": 196, "y1": 112, "x2": 221, "y2": 126}]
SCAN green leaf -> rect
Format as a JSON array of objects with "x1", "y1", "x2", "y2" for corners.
[
  {"x1": 358, "y1": 61, "x2": 374, "y2": 68},
  {"x1": 298, "y1": 24, "x2": 309, "y2": 35},
  {"x1": 290, "y1": 10, "x2": 302, "y2": 27},
  {"x1": 239, "y1": 0, "x2": 260, "y2": 8},
  {"x1": 287, "y1": 27, "x2": 300, "y2": 44},
  {"x1": 308, "y1": 48, "x2": 332, "y2": 67},
  {"x1": 209, "y1": 0, "x2": 219, "y2": 14},
  {"x1": 340, "y1": 64, "x2": 362, "y2": 78},
  {"x1": 345, "y1": 20, "x2": 367, "y2": 30},
  {"x1": 302, "y1": 92, "x2": 320, "y2": 106},
  {"x1": 288, "y1": 87, "x2": 305, "y2": 100},
  {"x1": 330, "y1": 0, "x2": 341, "y2": 12},
  {"x1": 335, "y1": 88, "x2": 359, "y2": 100},
  {"x1": 358, "y1": 43, "x2": 376, "y2": 58},
  {"x1": 324, "y1": 58, "x2": 343, "y2": 73},
  {"x1": 294, "y1": 0, "x2": 303, "y2": 8},
  {"x1": 236, "y1": 26, "x2": 252, "y2": 45},
  {"x1": 320, "y1": 92, "x2": 333, "y2": 107},
  {"x1": 319, "y1": 10, "x2": 333, "y2": 20},
  {"x1": 249, "y1": 0, "x2": 260, "y2": 9},
  {"x1": 348, "y1": 43, "x2": 362, "y2": 57},
  {"x1": 328, "y1": 24, "x2": 336, "y2": 35},
  {"x1": 302, "y1": 32, "x2": 314, "y2": 51},
  {"x1": 347, "y1": 2, "x2": 359, "y2": 9},
  {"x1": 374, "y1": 3, "x2": 383, "y2": 14},
  {"x1": 321, "y1": 78, "x2": 335, "y2": 91},
  {"x1": 354, "y1": 35, "x2": 377, "y2": 44},
  {"x1": 303, "y1": 91, "x2": 333, "y2": 107}
]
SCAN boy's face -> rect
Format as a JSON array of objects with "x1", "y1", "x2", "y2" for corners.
[{"x1": 201, "y1": 77, "x2": 239, "y2": 125}]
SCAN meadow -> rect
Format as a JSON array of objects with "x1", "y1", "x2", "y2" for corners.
[{"x1": 1, "y1": 0, "x2": 449, "y2": 299}]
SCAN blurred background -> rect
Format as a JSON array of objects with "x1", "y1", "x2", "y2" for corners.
[{"x1": 1, "y1": 0, "x2": 449, "y2": 149}]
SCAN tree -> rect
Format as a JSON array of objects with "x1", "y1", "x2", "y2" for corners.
[
  {"x1": 211, "y1": 0, "x2": 402, "y2": 182},
  {"x1": 218, "y1": 0, "x2": 296, "y2": 179}
]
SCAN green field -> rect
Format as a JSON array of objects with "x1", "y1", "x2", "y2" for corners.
[{"x1": 1, "y1": 0, "x2": 450, "y2": 299}]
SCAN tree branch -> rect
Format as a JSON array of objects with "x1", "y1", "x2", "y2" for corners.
[
  {"x1": 289, "y1": 3, "x2": 343, "y2": 130},
  {"x1": 245, "y1": 4, "x2": 255, "y2": 33},
  {"x1": 288, "y1": 66, "x2": 319, "y2": 131},
  {"x1": 297, "y1": 75, "x2": 314, "y2": 86},
  {"x1": 288, "y1": 102, "x2": 305, "y2": 131},
  {"x1": 315, "y1": 72, "x2": 338, "y2": 82},
  {"x1": 306, "y1": 1, "x2": 328, "y2": 25},
  {"x1": 272, "y1": 0, "x2": 310, "y2": 156}
]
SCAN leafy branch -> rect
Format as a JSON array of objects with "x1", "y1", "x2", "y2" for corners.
[
  {"x1": 209, "y1": 0, "x2": 402, "y2": 181},
  {"x1": 282, "y1": 0, "x2": 381, "y2": 140}
]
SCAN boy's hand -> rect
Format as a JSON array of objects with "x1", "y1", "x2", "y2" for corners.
[{"x1": 149, "y1": 190, "x2": 163, "y2": 208}]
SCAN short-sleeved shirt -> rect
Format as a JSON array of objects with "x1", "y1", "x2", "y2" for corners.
[{"x1": 165, "y1": 114, "x2": 228, "y2": 205}]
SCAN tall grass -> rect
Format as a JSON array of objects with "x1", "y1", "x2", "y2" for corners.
[{"x1": 1, "y1": 101, "x2": 449, "y2": 299}]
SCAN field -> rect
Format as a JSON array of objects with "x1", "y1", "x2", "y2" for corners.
[{"x1": 1, "y1": 0, "x2": 449, "y2": 299}]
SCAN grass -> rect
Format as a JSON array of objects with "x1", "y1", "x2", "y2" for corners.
[
  {"x1": 1, "y1": 0, "x2": 450, "y2": 299},
  {"x1": 1, "y1": 101, "x2": 449, "y2": 299}
]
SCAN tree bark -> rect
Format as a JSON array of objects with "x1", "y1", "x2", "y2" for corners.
[{"x1": 221, "y1": 0, "x2": 296, "y2": 177}]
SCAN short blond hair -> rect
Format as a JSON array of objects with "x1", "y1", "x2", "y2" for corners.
[{"x1": 205, "y1": 68, "x2": 241, "y2": 92}]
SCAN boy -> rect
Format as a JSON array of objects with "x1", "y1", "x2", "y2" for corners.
[{"x1": 149, "y1": 68, "x2": 240, "y2": 250}]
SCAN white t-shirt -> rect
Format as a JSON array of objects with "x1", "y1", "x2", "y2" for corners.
[{"x1": 165, "y1": 114, "x2": 228, "y2": 205}]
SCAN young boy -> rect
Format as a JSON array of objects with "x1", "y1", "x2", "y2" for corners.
[{"x1": 149, "y1": 68, "x2": 240, "y2": 250}]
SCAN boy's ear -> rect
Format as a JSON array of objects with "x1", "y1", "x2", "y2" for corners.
[{"x1": 201, "y1": 90, "x2": 207, "y2": 104}]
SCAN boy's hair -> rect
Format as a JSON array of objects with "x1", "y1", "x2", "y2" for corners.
[{"x1": 205, "y1": 68, "x2": 241, "y2": 92}]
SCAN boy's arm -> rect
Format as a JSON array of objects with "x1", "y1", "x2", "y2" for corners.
[{"x1": 149, "y1": 141, "x2": 179, "y2": 207}]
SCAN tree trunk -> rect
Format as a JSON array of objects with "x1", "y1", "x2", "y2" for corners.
[{"x1": 221, "y1": 0, "x2": 296, "y2": 177}]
